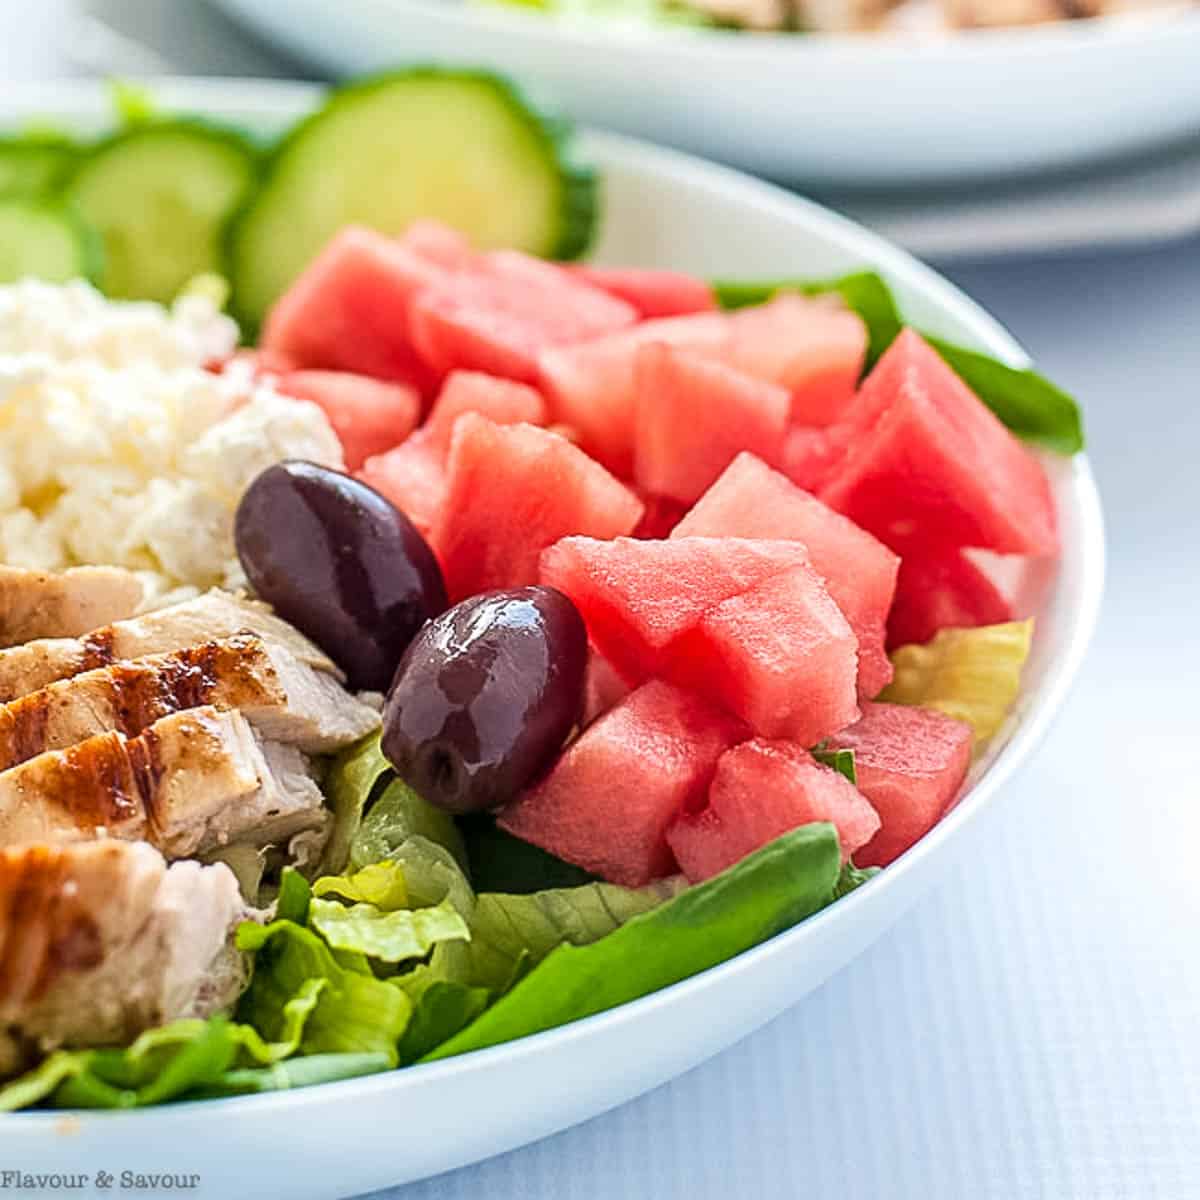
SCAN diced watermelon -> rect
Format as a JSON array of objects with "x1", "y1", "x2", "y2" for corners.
[
  {"x1": 829, "y1": 701, "x2": 972, "y2": 867},
  {"x1": 538, "y1": 312, "x2": 731, "y2": 475},
  {"x1": 424, "y1": 371, "x2": 547, "y2": 452},
  {"x1": 887, "y1": 546, "x2": 1013, "y2": 649},
  {"x1": 409, "y1": 251, "x2": 637, "y2": 384},
  {"x1": 356, "y1": 433, "x2": 446, "y2": 539},
  {"x1": 398, "y1": 220, "x2": 476, "y2": 269},
  {"x1": 666, "y1": 739, "x2": 880, "y2": 881},
  {"x1": 539, "y1": 535, "x2": 810, "y2": 685},
  {"x1": 666, "y1": 563, "x2": 860, "y2": 745},
  {"x1": 633, "y1": 346, "x2": 789, "y2": 504},
  {"x1": 498, "y1": 680, "x2": 747, "y2": 886},
  {"x1": 727, "y1": 294, "x2": 867, "y2": 425},
  {"x1": 260, "y1": 225, "x2": 444, "y2": 391},
  {"x1": 582, "y1": 649, "x2": 632, "y2": 727},
  {"x1": 434, "y1": 415, "x2": 643, "y2": 600},
  {"x1": 568, "y1": 265, "x2": 717, "y2": 318},
  {"x1": 780, "y1": 424, "x2": 845, "y2": 491},
  {"x1": 674, "y1": 453, "x2": 899, "y2": 698},
  {"x1": 277, "y1": 369, "x2": 420, "y2": 471},
  {"x1": 817, "y1": 330, "x2": 1059, "y2": 557}
]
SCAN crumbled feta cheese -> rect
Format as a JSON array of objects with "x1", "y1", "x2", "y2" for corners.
[{"x1": 0, "y1": 283, "x2": 343, "y2": 604}]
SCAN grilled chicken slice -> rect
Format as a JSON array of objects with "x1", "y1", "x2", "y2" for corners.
[
  {"x1": 0, "y1": 706, "x2": 328, "y2": 860},
  {"x1": 0, "y1": 565, "x2": 145, "y2": 649},
  {"x1": 0, "y1": 632, "x2": 379, "y2": 771},
  {"x1": 0, "y1": 588, "x2": 340, "y2": 703},
  {"x1": 0, "y1": 840, "x2": 247, "y2": 1050}
]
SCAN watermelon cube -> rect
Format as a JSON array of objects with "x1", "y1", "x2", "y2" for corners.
[
  {"x1": 817, "y1": 330, "x2": 1059, "y2": 557},
  {"x1": 887, "y1": 546, "x2": 1013, "y2": 649},
  {"x1": 277, "y1": 369, "x2": 420, "y2": 471},
  {"x1": 780, "y1": 424, "x2": 846, "y2": 492},
  {"x1": 539, "y1": 535, "x2": 811, "y2": 685},
  {"x1": 727, "y1": 294, "x2": 867, "y2": 425},
  {"x1": 633, "y1": 346, "x2": 790, "y2": 504},
  {"x1": 498, "y1": 680, "x2": 747, "y2": 886},
  {"x1": 424, "y1": 371, "x2": 547, "y2": 452},
  {"x1": 829, "y1": 701, "x2": 972, "y2": 866},
  {"x1": 632, "y1": 491, "x2": 689, "y2": 540},
  {"x1": 674, "y1": 453, "x2": 899, "y2": 698},
  {"x1": 434, "y1": 415, "x2": 644, "y2": 600},
  {"x1": 666, "y1": 563, "x2": 860, "y2": 745},
  {"x1": 538, "y1": 311, "x2": 731, "y2": 475},
  {"x1": 667, "y1": 739, "x2": 880, "y2": 881},
  {"x1": 409, "y1": 251, "x2": 637, "y2": 384},
  {"x1": 397, "y1": 220, "x2": 477, "y2": 269},
  {"x1": 356, "y1": 434, "x2": 446, "y2": 539},
  {"x1": 260, "y1": 225, "x2": 445, "y2": 391},
  {"x1": 568, "y1": 265, "x2": 717, "y2": 318},
  {"x1": 582, "y1": 649, "x2": 632, "y2": 727}
]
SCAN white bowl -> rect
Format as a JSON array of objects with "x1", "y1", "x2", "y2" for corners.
[
  {"x1": 0, "y1": 79, "x2": 1103, "y2": 1200},
  {"x1": 211, "y1": 0, "x2": 1200, "y2": 186}
]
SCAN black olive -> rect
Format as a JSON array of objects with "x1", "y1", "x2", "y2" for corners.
[
  {"x1": 234, "y1": 461, "x2": 447, "y2": 691},
  {"x1": 382, "y1": 587, "x2": 588, "y2": 814}
]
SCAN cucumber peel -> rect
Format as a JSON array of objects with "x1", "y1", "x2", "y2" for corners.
[
  {"x1": 64, "y1": 120, "x2": 257, "y2": 303},
  {"x1": 0, "y1": 197, "x2": 103, "y2": 285},
  {"x1": 226, "y1": 68, "x2": 598, "y2": 330},
  {"x1": 0, "y1": 136, "x2": 79, "y2": 198}
]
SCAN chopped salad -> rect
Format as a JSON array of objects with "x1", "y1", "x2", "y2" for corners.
[{"x1": 0, "y1": 72, "x2": 1080, "y2": 1111}]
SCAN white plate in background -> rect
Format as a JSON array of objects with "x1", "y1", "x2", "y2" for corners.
[
  {"x1": 210, "y1": 0, "x2": 1200, "y2": 187},
  {"x1": 0, "y1": 78, "x2": 1103, "y2": 1200}
]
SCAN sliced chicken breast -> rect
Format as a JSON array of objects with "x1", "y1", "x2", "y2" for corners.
[
  {"x1": 0, "y1": 588, "x2": 340, "y2": 703},
  {"x1": 0, "y1": 565, "x2": 145, "y2": 649},
  {"x1": 0, "y1": 706, "x2": 328, "y2": 859},
  {"x1": 0, "y1": 632, "x2": 379, "y2": 771},
  {"x1": 0, "y1": 840, "x2": 248, "y2": 1050}
]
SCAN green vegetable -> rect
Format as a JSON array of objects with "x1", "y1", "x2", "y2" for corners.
[
  {"x1": 394, "y1": 972, "x2": 492, "y2": 1065},
  {"x1": 712, "y1": 271, "x2": 1083, "y2": 454},
  {"x1": 309, "y1": 895, "x2": 470, "y2": 964},
  {"x1": 0, "y1": 135, "x2": 79, "y2": 198},
  {"x1": 194, "y1": 1052, "x2": 392, "y2": 1098},
  {"x1": 314, "y1": 857, "x2": 411, "y2": 909},
  {"x1": 351, "y1": 775, "x2": 468, "y2": 875},
  {"x1": 65, "y1": 120, "x2": 257, "y2": 302},
  {"x1": 478, "y1": 0, "x2": 717, "y2": 26},
  {"x1": 833, "y1": 861, "x2": 879, "y2": 899},
  {"x1": 227, "y1": 68, "x2": 597, "y2": 329},
  {"x1": 425, "y1": 824, "x2": 842, "y2": 1060},
  {"x1": 0, "y1": 197, "x2": 102, "y2": 284},
  {"x1": 236, "y1": 920, "x2": 412, "y2": 1062},
  {"x1": 460, "y1": 815, "x2": 597, "y2": 893},
  {"x1": 882, "y1": 619, "x2": 1034, "y2": 751},
  {"x1": 812, "y1": 744, "x2": 858, "y2": 786},
  {"x1": 276, "y1": 866, "x2": 313, "y2": 925},
  {"x1": 319, "y1": 732, "x2": 395, "y2": 875}
]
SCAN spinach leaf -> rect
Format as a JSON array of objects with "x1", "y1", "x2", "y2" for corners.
[
  {"x1": 811, "y1": 744, "x2": 858, "y2": 786},
  {"x1": 424, "y1": 823, "x2": 841, "y2": 1061}
]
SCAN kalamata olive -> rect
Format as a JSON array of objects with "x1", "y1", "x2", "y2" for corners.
[
  {"x1": 382, "y1": 587, "x2": 588, "y2": 815},
  {"x1": 235, "y1": 461, "x2": 447, "y2": 691}
]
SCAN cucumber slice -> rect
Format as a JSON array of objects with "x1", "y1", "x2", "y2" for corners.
[
  {"x1": 227, "y1": 69, "x2": 597, "y2": 329},
  {"x1": 0, "y1": 197, "x2": 102, "y2": 284},
  {"x1": 65, "y1": 121, "x2": 257, "y2": 303},
  {"x1": 0, "y1": 137, "x2": 78, "y2": 198}
]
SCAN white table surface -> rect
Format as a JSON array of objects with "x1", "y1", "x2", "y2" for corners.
[{"x1": 4, "y1": 6, "x2": 1198, "y2": 1198}]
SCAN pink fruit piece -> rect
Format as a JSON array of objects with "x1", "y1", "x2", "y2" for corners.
[
  {"x1": 568, "y1": 265, "x2": 717, "y2": 318},
  {"x1": 665, "y1": 562, "x2": 860, "y2": 745},
  {"x1": 434, "y1": 415, "x2": 643, "y2": 601},
  {"x1": 498, "y1": 680, "x2": 747, "y2": 886},
  {"x1": 667, "y1": 739, "x2": 880, "y2": 881},
  {"x1": 277, "y1": 369, "x2": 420, "y2": 471},
  {"x1": 582, "y1": 649, "x2": 632, "y2": 727},
  {"x1": 886, "y1": 545, "x2": 1013, "y2": 649},
  {"x1": 633, "y1": 345, "x2": 789, "y2": 505},
  {"x1": 260, "y1": 225, "x2": 446, "y2": 391},
  {"x1": 539, "y1": 535, "x2": 811, "y2": 685},
  {"x1": 674, "y1": 452, "x2": 899, "y2": 698},
  {"x1": 409, "y1": 251, "x2": 636, "y2": 384},
  {"x1": 356, "y1": 433, "x2": 446, "y2": 539},
  {"x1": 829, "y1": 701, "x2": 972, "y2": 867},
  {"x1": 424, "y1": 371, "x2": 548, "y2": 453},
  {"x1": 817, "y1": 330, "x2": 1059, "y2": 557}
]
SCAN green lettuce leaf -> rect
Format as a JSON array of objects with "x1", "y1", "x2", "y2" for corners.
[
  {"x1": 193, "y1": 1052, "x2": 392, "y2": 1098},
  {"x1": 394, "y1": 970, "x2": 492, "y2": 1065},
  {"x1": 236, "y1": 920, "x2": 412, "y2": 1062},
  {"x1": 319, "y1": 733, "x2": 395, "y2": 875},
  {"x1": 811, "y1": 743, "x2": 858, "y2": 786},
  {"x1": 833, "y1": 861, "x2": 880, "y2": 899},
  {"x1": 425, "y1": 823, "x2": 841, "y2": 1061},
  {"x1": 276, "y1": 866, "x2": 313, "y2": 925},
  {"x1": 313, "y1": 858, "x2": 411, "y2": 909},
  {"x1": 460, "y1": 815, "x2": 597, "y2": 893},
  {"x1": 711, "y1": 272, "x2": 1083, "y2": 453},
  {"x1": 309, "y1": 896, "x2": 470, "y2": 964},
  {"x1": 350, "y1": 774, "x2": 467, "y2": 874}
]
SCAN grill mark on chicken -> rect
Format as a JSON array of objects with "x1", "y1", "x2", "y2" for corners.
[
  {"x1": 127, "y1": 725, "x2": 167, "y2": 842},
  {"x1": 78, "y1": 628, "x2": 117, "y2": 675}
]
